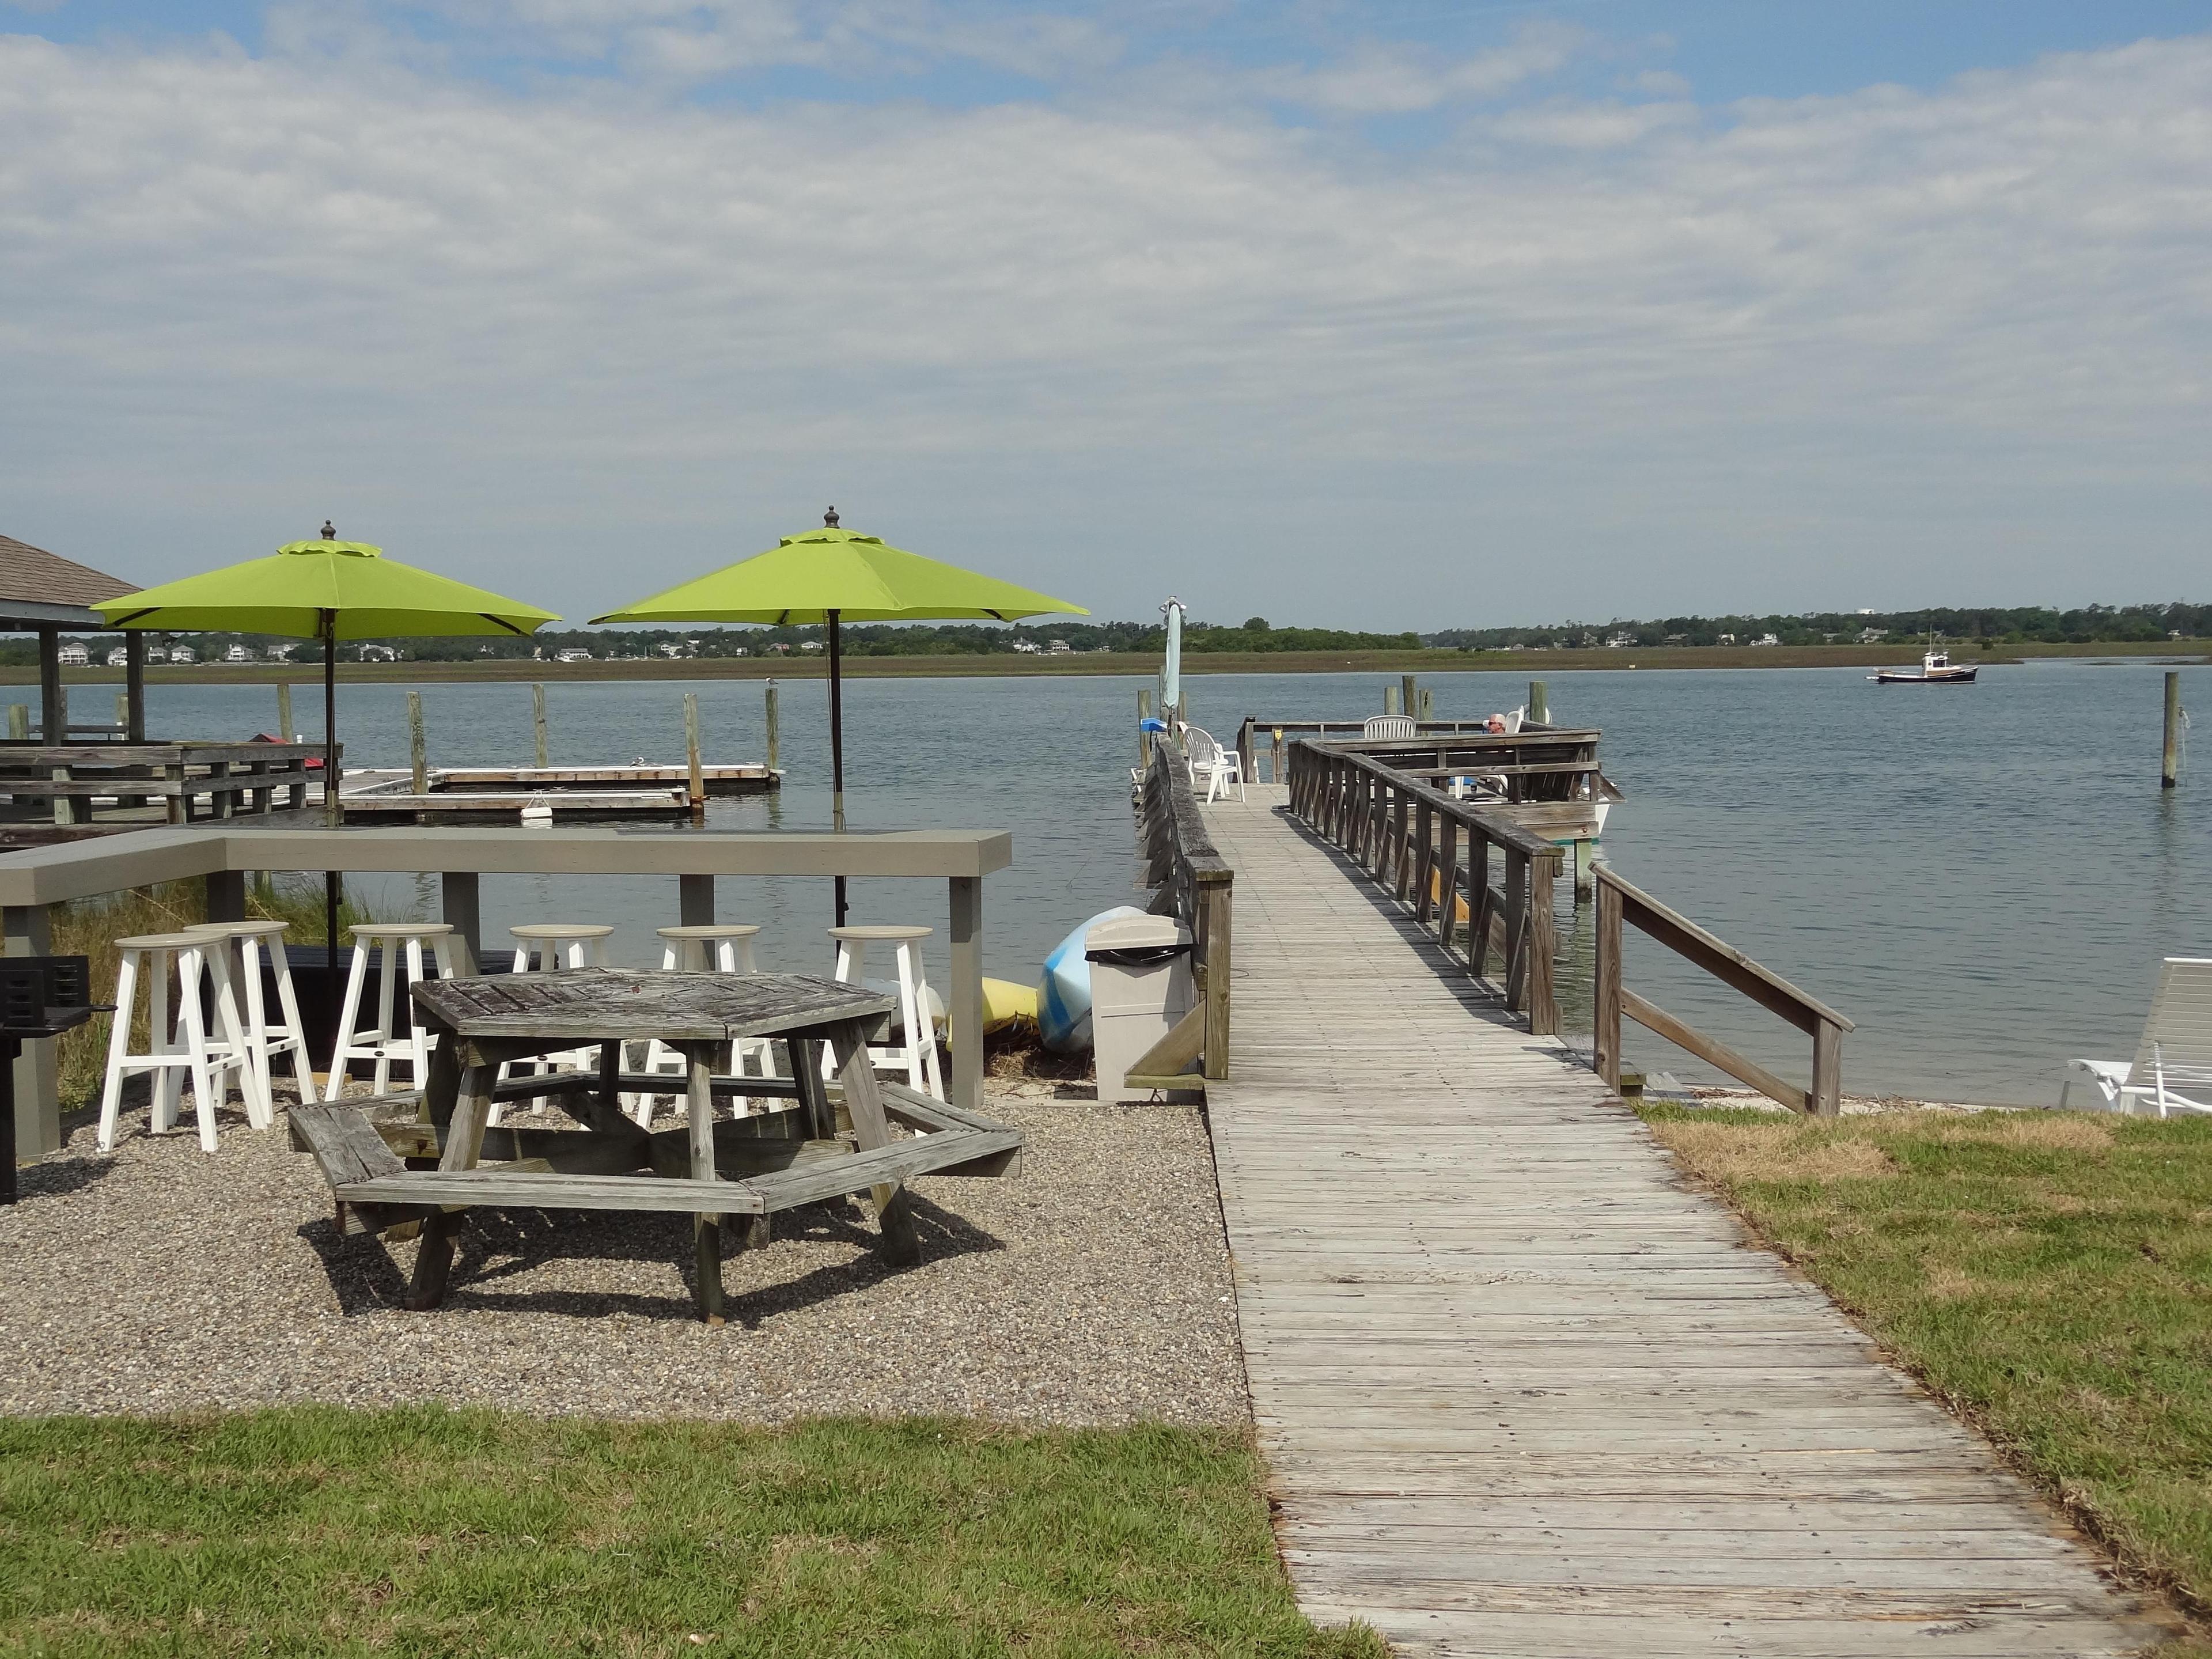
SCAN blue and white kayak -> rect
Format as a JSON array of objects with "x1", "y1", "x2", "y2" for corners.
[{"x1": 1036, "y1": 906, "x2": 1147, "y2": 1052}]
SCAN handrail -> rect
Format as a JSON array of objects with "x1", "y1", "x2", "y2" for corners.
[
  {"x1": 1285, "y1": 738, "x2": 1560, "y2": 1036},
  {"x1": 1237, "y1": 718, "x2": 1601, "y2": 783},
  {"x1": 1134, "y1": 737, "x2": 1232, "y2": 1081},
  {"x1": 1594, "y1": 865, "x2": 1854, "y2": 1118}
]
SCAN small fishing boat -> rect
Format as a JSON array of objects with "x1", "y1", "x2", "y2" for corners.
[{"x1": 1870, "y1": 642, "x2": 1978, "y2": 685}]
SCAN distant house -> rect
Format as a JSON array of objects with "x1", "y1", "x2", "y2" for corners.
[
  {"x1": 1604, "y1": 633, "x2": 1635, "y2": 649},
  {"x1": 266, "y1": 642, "x2": 295, "y2": 662},
  {"x1": 224, "y1": 643, "x2": 253, "y2": 663},
  {"x1": 656, "y1": 642, "x2": 688, "y2": 658},
  {"x1": 731, "y1": 646, "x2": 749, "y2": 657},
  {"x1": 1010, "y1": 639, "x2": 1040, "y2": 654},
  {"x1": 143, "y1": 646, "x2": 168, "y2": 665},
  {"x1": 358, "y1": 644, "x2": 399, "y2": 662},
  {"x1": 106, "y1": 645, "x2": 130, "y2": 668},
  {"x1": 554, "y1": 647, "x2": 592, "y2": 663},
  {"x1": 766, "y1": 643, "x2": 791, "y2": 656},
  {"x1": 1045, "y1": 639, "x2": 1073, "y2": 655},
  {"x1": 56, "y1": 641, "x2": 90, "y2": 666},
  {"x1": 798, "y1": 641, "x2": 824, "y2": 653},
  {"x1": 1857, "y1": 627, "x2": 1887, "y2": 644},
  {"x1": 1715, "y1": 633, "x2": 1737, "y2": 645},
  {"x1": 1751, "y1": 633, "x2": 1781, "y2": 647},
  {"x1": 169, "y1": 644, "x2": 196, "y2": 664}
]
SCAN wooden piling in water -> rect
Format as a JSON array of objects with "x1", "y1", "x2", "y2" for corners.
[
  {"x1": 1383, "y1": 684, "x2": 1400, "y2": 717},
  {"x1": 2164, "y1": 671, "x2": 2182, "y2": 789},
  {"x1": 7, "y1": 706, "x2": 26, "y2": 741},
  {"x1": 532, "y1": 683, "x2": 548, "y2": 767},
  {"x1": 1417, "y1": 687, "x2": 1433, "y2": 722},
  {"x1": 276, "y1": 681, "x2": 293, "y2": 744},
  {"x1": 684, "y1": 692, "x2": 704, "y2": 808},
  {"x1": 408, "y1": 692, "x2": 428, "y2": 795},
  {"x1": 1400, "y1": 675, "x2": 1418, "y2": 721},
  {"x1": 764, "y1": 680, "x2": 778, "y2": 773},
  {"x1": 1528, "y1": 679, "x2": 1548, "y2": 724},
  {"x1": 1138, "y1": 689, "x2": 1153, "y2": 766}
]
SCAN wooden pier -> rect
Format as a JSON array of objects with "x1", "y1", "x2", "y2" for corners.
[
  {"x1": 1188, "y1": 782, "x2": 2157, "y2": 1657},
  {"x1": 338, "y1": 763, "x2": 777, "y2": 821}
]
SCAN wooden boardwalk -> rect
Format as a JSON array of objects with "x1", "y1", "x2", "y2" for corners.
[{"x1": 1198, "y1": 786, "x2": 2159, "y2": 1658}]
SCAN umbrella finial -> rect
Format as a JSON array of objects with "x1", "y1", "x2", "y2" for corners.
[
  {"x1": 823, "y1": 506, "x2": 839, "y2": 528},
  {"x1": 320, "y1": 520, "x2": 336, "y2": 541}
]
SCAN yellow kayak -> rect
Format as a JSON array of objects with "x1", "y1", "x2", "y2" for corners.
[{"x1": 982, "y1": 977, "x2": 1037, "y2": 1031}]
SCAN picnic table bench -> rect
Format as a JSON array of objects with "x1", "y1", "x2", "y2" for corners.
[{"x1": 290, "y1": 969, "x2": 1023, "y2": 1323}]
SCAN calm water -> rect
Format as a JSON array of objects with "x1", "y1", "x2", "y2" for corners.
[{"x1": 138, "y1": 660, "x2": 2211, "y2": 1107}]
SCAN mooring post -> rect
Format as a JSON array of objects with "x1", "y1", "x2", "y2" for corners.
[
  {"x1": 1138, "y1": 689, "x2": 1152, "y2": 767},
  {"x1": 764, "y1": 679, "x2": 779, "y2": 774},
  {"x1": 276, "y1": 680, "x2": 293, "y2": 744},
  {"x1": 1418, "y1": 687, "x2": 1434, "y2": 722},
  {"x1": 1384, "y1": 683, "x2": 1400, "y2": 717},
  {"x1": 113, "y1": 691, "x2": 127, "y2": 733},
  {"x1": 2163, "y1": 671, "x2": 2182, "y2": 789},
  {"x1": 5, "y1": 706, "x2": 24, "y2": 741},
  {"x1": 407, "y1": 691, "x2": 428, "y2": 796},
  {"x1": 1401, "y1": 675, "x2": 1419, "y2": 722},
  {"x1": 684, "y1": 692, "x2": 704, "y2": 808},
  {"x1": 532, "y1": 683, "x2": 548, "y2": 768},
  {"x1": 1529, "y1": 680, "x2": 1548, "y2": 725}
]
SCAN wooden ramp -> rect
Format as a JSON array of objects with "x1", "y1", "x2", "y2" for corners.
[{"x1": 1198, "y1": 786, "x2": 2158, "y2": 1658}]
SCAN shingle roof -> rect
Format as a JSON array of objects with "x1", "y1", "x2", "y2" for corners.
[{"x1": 0, "y1": 533, "x2": 135, "y2": 609}]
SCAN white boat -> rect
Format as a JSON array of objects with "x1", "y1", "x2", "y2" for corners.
[{"x1": 1870, "y1": 642, "x2": 1978, "y2": 684}]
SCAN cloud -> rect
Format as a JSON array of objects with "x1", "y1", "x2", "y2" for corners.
[
  {"x1": 0, "y1": 28, "x2": 2207, "y2": 623},
  {"x1": 1253, "y1": 21, "x2": 1589, "y2": 116}
]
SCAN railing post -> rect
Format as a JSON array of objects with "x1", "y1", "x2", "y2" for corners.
[
  {"x1": 1391, "y1": 788, "x2": 1413, "y2": 902},
  {"x1": 1811, "y1": 1018, "x2": 1843, "y2": 1119},
  {"x1": 1594, "y1": 874, "x2": 1623, "y2": 1089},
  {"x1": 1503, "y1": 847, "x2": 1529, "y2": 1012},
  {"x1": 1236, "y1": 718, "x2": 1255, "y2": 785},
  {"x1": 1271, "y1": 727, "x2": 1283, "y2": 786},
  {"x1": 1436, "y1": 816, "x2": 1460, "y2": 954},
  {"x1": 1527, "y1": 849, "x2": 1558, "y2": 1036},
  {"x1": 1412, "y1": 798, "x2": 1434, "y2": 922},
  {"x1": 1468, "y1": 832, "x2": 1492, "y2": 978},
  {"x1": 1202, "y1": 877, "x2": 1232, "y2": 1080}
]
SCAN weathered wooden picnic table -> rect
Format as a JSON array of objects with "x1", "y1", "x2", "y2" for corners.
[{"x1": 289, "y1": 969, "x2": 1023, "y2": 1323}]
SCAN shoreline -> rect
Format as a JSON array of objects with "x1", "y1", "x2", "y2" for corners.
[{"x1": 6, "y1": 638, "x2": 2206, "y2": 687}]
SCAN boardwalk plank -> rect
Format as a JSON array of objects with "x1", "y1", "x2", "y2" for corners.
[{"x1": 1197, "y1": 786, "x2": 2158, "y2": 1658}]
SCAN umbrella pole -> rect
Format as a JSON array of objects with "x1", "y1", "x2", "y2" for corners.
[
  {"x1": 323, "y1": 613, "x2": 341, "y2": 1052},
  {"x1": 829, "y1": 608, "x2": 847, "y2": 929}
]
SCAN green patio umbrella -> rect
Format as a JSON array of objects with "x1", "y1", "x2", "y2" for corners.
[
  {"x1": 99, "y1": 528, "x2": 559, "y2": 1025},
  {"x1": 593, "y1": 509, "x2": 1085, "y2": 924}
]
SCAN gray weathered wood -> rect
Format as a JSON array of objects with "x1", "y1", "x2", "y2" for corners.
[
  {"x1": 414, "y1": 969, "x2": 893, "y2": 1045},
  {"x1": 1190, "y1": 783, "x2": 2156, "y2": 1658}
]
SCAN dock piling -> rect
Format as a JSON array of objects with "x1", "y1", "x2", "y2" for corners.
[
  {"x1": 532, "y1": 683, "x2": 548, "y2": 767},
  {"x1": 6, "y1": 706, "x2": 25, "y2": 741},
  {"x1": 1400, "y1": 675, "x2": 1418, "y2": 721},
  {"x1": 1528, "y1": 680, "x2": 1548, "y2": 725},
  {"x1": 276, "y1": 680, "x2": 293, "y2": 744},
  {"x1": 407, "y1": 692, "x2": 428, "y2": 796},
  {"x1": 2163, "y1": 671, "x2": 2182, "y2": 789},
  {"x1": 1417, "y1": 687, "x2": 1434, "y2": 722},
  {"x1": 764, "y1": 680, "x2": 778, "y2": 774},
  {"x1": 1383, "y1": 684, "x2": 1400, "y2": 717},
  {"x1": 684, "y1": 692, "x2": 704, "y2": 809},
  {"x1": 1138, "y1": 690, "x2": 1153, "y2": 766}
]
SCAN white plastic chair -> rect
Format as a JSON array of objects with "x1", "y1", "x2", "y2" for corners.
[
  {"x1": 2061, "y1": 958, "x2": 2212, "y2": 1116},
  {"x1": 1181, "y1": 724, "x2": 1245, "y2": 803},
  {"x1": 1363, "y1": 715, "x2": 1416, "y2": 739}
]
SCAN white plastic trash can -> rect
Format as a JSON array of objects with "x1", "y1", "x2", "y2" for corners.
[{"x1": 1086, "y1": 914, "x2": 1196, "y2": 1104}]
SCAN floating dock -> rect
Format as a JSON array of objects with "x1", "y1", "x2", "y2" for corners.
[{"x1": 339, "y1": 763, "x2": 778, "y2": 822}]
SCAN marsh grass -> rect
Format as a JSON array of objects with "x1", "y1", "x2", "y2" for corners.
[
  {"x1": 1641, "y1": 1103, "x2": 2212, "y2": 1641},
  {"x1": 48, "y1": 878, "x2": 377, "y2": 1108},
  {"x1": 0, "y1": 1408, "x2": 1380, "y2": 1658}
]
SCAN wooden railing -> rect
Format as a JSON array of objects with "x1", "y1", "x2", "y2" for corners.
[
  {"x1": 1238, "y1": 717, "x2": 1594, "y2": 785},
  {"x1": 1286, "y1": 738, "x2": 1560, "y2": 1036},
  {"x1": 1134, "y1": 737, "x2": 1232, "y2": 1083},
  {"x1": 0, "y1": 742, "x2": 327, "y2": 825},
  {"x1": 1594, "y1": 866, "x2": 1855, "y2": 1118}
]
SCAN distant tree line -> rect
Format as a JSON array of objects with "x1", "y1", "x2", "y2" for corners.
[
  {"x1": 7, "y1": 604, "x2": 2198, "y2": 666},
  {"x1": 1426, "y1": 603, "x2": 2212, "y2": 652},
  {"x1": 0, "y1": 615, "x2": 1418, "y2": 665}
]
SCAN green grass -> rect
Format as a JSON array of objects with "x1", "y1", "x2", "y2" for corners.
[
  {"x1": 1640, "y1": 1104, "x2": 2212, "y2": 1635},
  {"x1": 0, "y1": 1409, "x2": 1380, "y2": 1659}
]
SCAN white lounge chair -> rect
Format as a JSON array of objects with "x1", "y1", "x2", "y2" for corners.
[
  {"x1": 1181, "y1": 724, "x2": 1245, "y2": 802},
  {"x1": 1363, "y1": 715, "x2": 1416, "y2": 738},
  {"x1": 2061, "y1": 957, "x2": 2212, "y2": 1116}
]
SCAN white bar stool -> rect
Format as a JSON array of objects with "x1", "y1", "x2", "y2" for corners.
[
  {"x1": 323, "y1": 923, "x2": 460, "y2": 1101},
  {"x1": 635, "y1": 923, "x2": 778, "y2": 1127},
  {"x1": 493, "y1": 922, "x2": 615, "y2": 1124},
  {"x1": 826, "y1": 924, "x2": 945, "y2": 1101},
  {"x1": 188, "y1": 920, "x2": 312, "y2": 1117},
  {"x1": 96, "y1": 930, "x2": 259, "y2": 1153}
]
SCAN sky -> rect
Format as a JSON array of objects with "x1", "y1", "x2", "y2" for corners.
[{"x1": 2, "y1": 2, "x2": 2209, "y2": 631}]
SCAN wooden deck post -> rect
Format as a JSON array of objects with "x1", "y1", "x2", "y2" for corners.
[
  {"x1": 442, "y1": 871, "x2": 482, "y2": 974},
  {"x1": 679, "y1": 873, "x2": 715, "y2": 928},
  {"x1": 1812, "y1": 1018, "x2": 1844, "y2": 1118},
  {"x1": 1201, "y1": 876, "x2": 1232, "y2": 1080},
  {"x1": 1594, "y1": 875, "x2": 1623, "y2": 1090},
  {"x1": 1527, "y1": 851, "x2": 1558, "y2": 1036}
]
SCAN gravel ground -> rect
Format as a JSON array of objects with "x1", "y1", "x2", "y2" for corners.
[{"x1": 0, "y1": 1081, "x2": 1247, "y2": 1425}]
